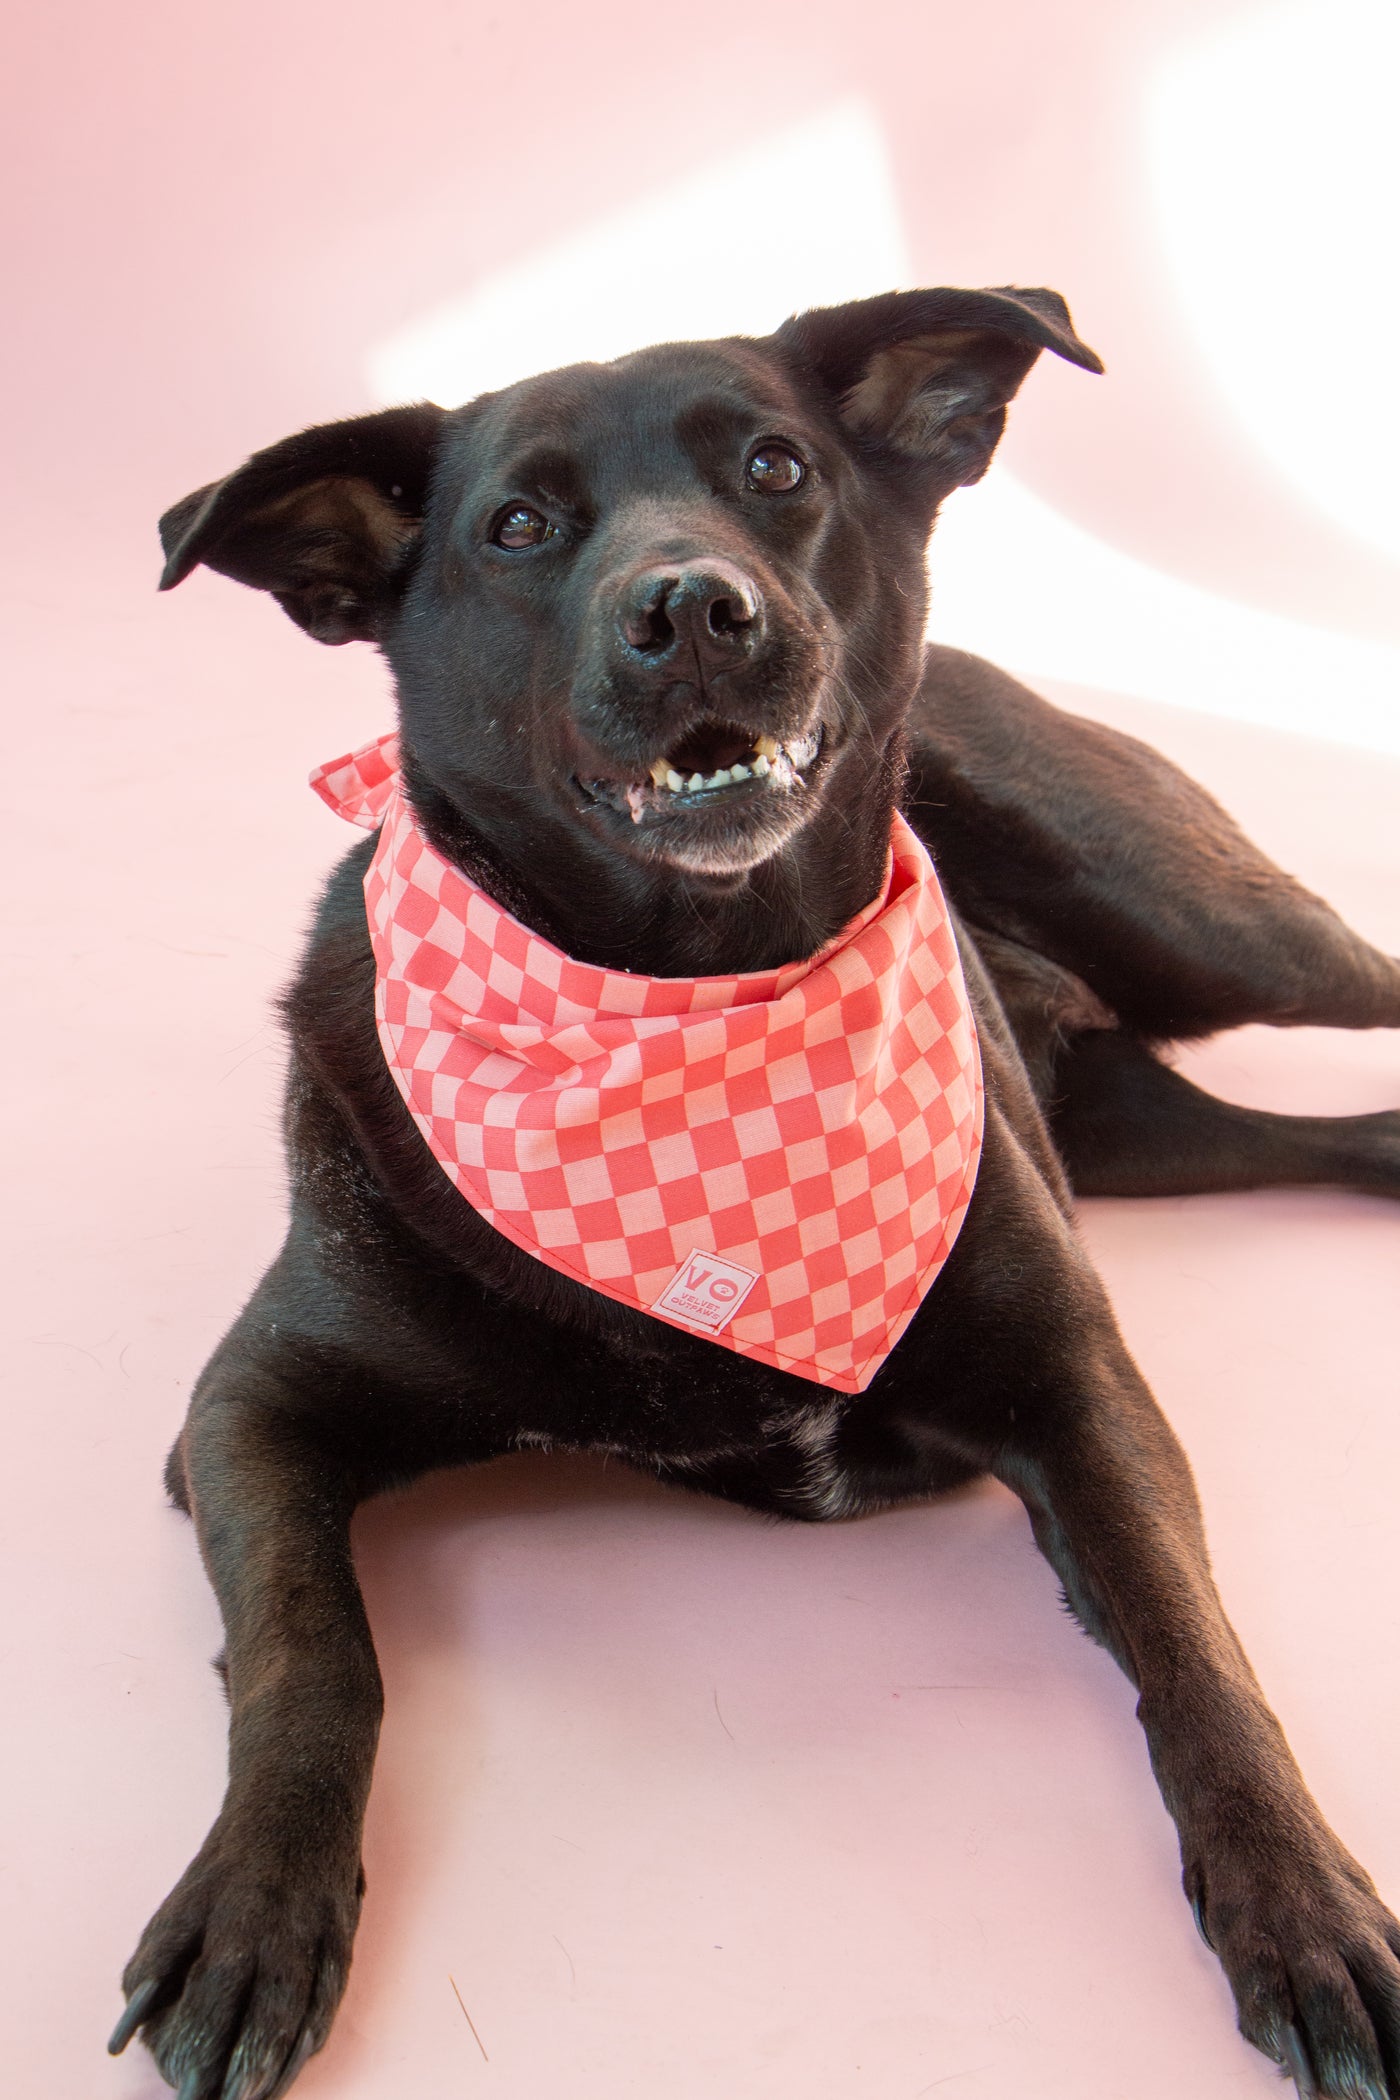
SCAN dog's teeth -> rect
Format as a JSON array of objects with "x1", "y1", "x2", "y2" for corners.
[
  {"x1": 705, "y1": 769, "x2": 731, "y2": 788},
  {"x1": 786, "y1": 734, "x2": 818, "y2": 770},
  {"x1": 666, "y1": 769, "x2": 684, "y2": 792},
  {"x1": 752, "y1": 753, "x2": 771, "y2": 776},
  {"x1": 754, "y1": 735, "x2": 780, "y2": 762},
  {"x1": 649, "y1": 758, "x2": 671, "y2": 788},
  {"x1": 686, "y1": 772, "x2": 705, "y2": 791},
  {"x1": 731, "y1": 762, "x2": 751, "y2": 779}
]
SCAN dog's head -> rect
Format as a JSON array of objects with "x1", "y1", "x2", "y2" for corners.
[{"x1": 160, "y1": 287, "x2": 1099, "y2": 966}]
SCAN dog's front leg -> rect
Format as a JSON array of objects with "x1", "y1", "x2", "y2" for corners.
[
  {"x1": 961, "y1": 1268, "x2": 1398, "y2": 2087},
  {"x1": 918, "y1": 1110, "x2": 1400, "y2": 2098},
  {"x1": 998, "y1": 1358, "x2": 1400, "y2": 2096},
  {"x1": 110, "y1": 1369, "x2": 381, "y2": 2099}
]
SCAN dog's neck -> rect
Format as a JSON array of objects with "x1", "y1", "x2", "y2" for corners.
[{"x1": 403, "y1": 748, "x2": 905, "y2": 979}]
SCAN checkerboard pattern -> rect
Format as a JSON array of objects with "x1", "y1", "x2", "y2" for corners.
[{"x1": 311, "y1": 734, "x2": 983, "y2": 1393}]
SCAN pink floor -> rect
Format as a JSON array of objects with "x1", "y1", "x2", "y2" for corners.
[{"x1": 6, "y1": 2, "x2": 1400, "y2": 2095}]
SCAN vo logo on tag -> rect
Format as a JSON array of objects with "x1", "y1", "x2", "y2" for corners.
[{"x1": 652, "y1": 1249, "x2": 759, "y2": 1334}]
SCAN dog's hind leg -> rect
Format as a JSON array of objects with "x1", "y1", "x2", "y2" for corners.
[
  {"x1": 1047, "y1": 1029, "x2": 1400, "y2": 1200},
  {"x1": 909, "y1": 646, "x2": 1400, "y2": 1040}
]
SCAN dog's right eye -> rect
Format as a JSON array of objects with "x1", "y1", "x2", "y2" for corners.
[
  {"x1": 491, "y1": 506, "x2": 556, "y2": 550},
  {"x1": 745, "y1": 444, "x2": 806, "y2": 494}
]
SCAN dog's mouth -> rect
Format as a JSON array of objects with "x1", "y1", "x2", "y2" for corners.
[{"x1": 576, "y1": 720, "x2": 824, "y2": 825}]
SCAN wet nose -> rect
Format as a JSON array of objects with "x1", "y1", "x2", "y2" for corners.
[{"x1": 617, "y1": 561, "x2": 763, "y2": 668}]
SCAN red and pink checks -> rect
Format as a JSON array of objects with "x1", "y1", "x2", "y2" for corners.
[{"x1": 311, "y1": 734, "x2": 983, "y2": 1393}]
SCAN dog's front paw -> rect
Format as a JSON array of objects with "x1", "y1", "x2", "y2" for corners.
[
  {"x1": 109, "y1": 1818, "x2": 363, "y2": 2099},
  {"x1": 1188, "y1": 1825, "x2": 1400, "y2": 2099}
]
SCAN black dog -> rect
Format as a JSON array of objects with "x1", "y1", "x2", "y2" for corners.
[{"x1": 110, "y1": 286, "x2": 1400, "y2": 2100}]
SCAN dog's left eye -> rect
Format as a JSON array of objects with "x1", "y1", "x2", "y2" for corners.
[
  {"x1": 745, "y1": 445, "x2": 806, "y2": 494},
  {"x1": 492, "y1": 506, "x2": 556, "y2": 549}
]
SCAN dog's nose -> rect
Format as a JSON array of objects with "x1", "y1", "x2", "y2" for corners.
[{"x1": 617, "y1": 562, "x2": 763, "y2": 668}]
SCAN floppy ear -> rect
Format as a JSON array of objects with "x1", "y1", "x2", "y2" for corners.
[
  {"x1": 777, "y1": 286, "x2": 1102, "y2": 490},
  {"x1": 157, "y1": 402, "x2": 447, "y2": 643}
]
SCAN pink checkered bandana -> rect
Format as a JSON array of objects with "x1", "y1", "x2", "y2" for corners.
[{"x1": 311, "y1": 733, "x2": 983, "y2": 1393}]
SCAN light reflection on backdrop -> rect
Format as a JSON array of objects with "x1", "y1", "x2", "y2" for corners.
[
  {"x1": 1146, "y1": 0, "x2": 1400, "y2": 568},
  {"x1": 368, "y1": 2, "x2": 1399, "y2": 756}
]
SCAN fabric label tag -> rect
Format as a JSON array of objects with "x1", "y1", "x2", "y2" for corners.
[{"x1": 652, "y1": 1250, "x2": 760, "y2": 1334}]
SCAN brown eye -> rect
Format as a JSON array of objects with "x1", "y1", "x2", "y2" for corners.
[
  {"x1": 493, "y1": 505, "x2": 554, "y2": 549},
  {"x1": 746, "y1": 444, "x2": 806, "y2": 494}
]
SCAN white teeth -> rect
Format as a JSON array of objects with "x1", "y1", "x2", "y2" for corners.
[{"x1": 641, "y1": 737, "x2": 805, "y2": 800}]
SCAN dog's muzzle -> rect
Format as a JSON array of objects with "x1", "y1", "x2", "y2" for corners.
[{"x1": 570, "y1": 552, "x2": 830, "y2": 865}]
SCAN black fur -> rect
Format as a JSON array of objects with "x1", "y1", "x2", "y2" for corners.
[{"x1": 112, "y1": 287, "x2": 1400, "y2": 2100}]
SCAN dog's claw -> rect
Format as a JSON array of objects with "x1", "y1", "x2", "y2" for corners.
[
  {"x1": 1189, "y1": 1889, "x2": 1214, "y2": 1951},
  {"x1": 116, "y1": 1819, "x2": 360, "y2": 2100},
  {"x1": 1277, "y1": 2021, "x2": 1319, "y2": 2099},
  {"x1": 107, "y1": 1975, "x2": 159, "y2": 2055}
]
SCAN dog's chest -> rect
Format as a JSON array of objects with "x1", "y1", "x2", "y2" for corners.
[
  {"x1": 513, "y1": 1392, "x2": 865, "y2": 1523},
  {"x1": 490, "y1": 1301, "x2": 940, "y2": 1523}
]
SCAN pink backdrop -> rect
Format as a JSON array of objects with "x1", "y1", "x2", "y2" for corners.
[{"x1": 5, "y1": 2, "x2": 1398, "y2": 2096}]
